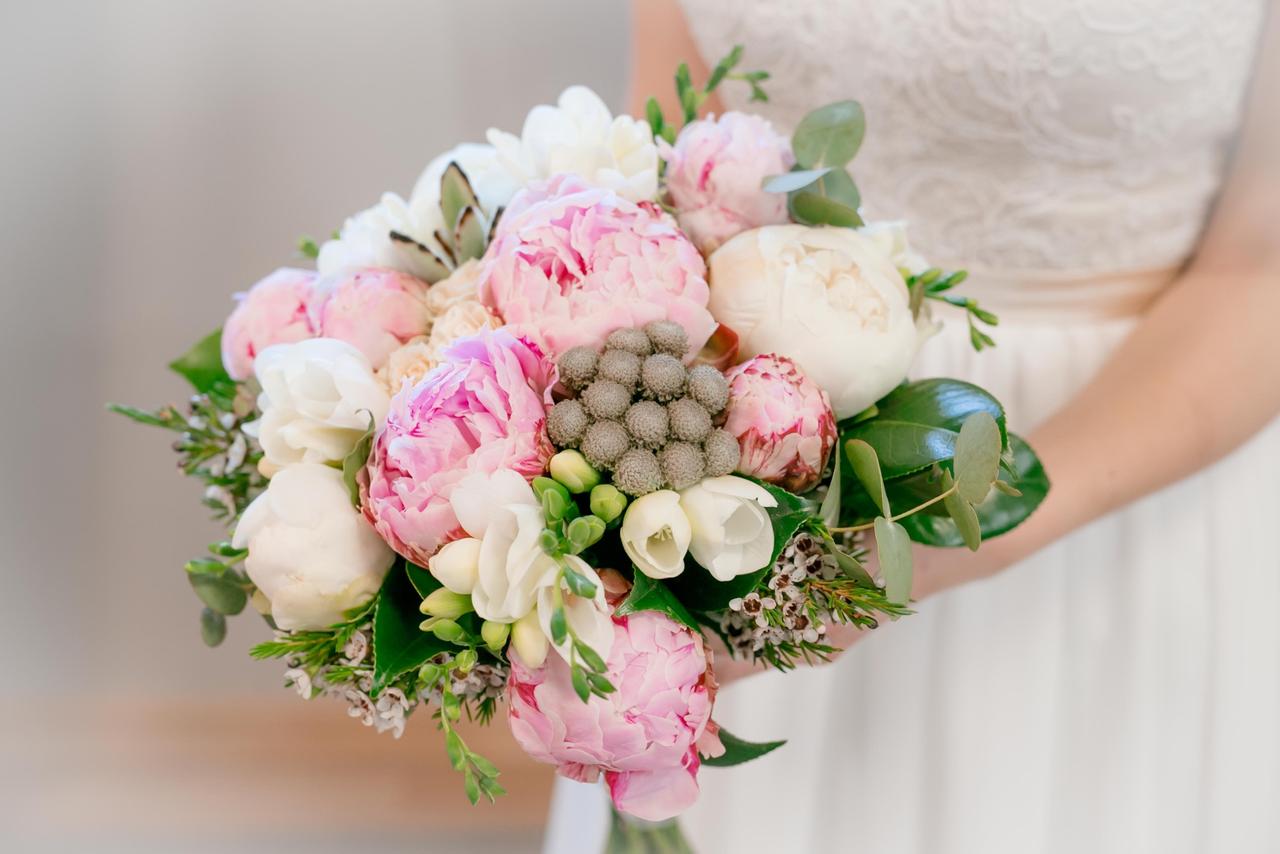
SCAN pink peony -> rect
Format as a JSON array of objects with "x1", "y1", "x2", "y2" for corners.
[
  {"x1": 659, "y1": 112, "x2": 794, "y2": 254},
  {"x1": 361, "y1": 328, "x2": 555, "y2": 564},
  {"x1": 478, "y1": 174, "x2": 715, "y2": 360},
  {"x1": 221, "y1": 268, "x2": 318, "y2": 381},
  {"x1": 723, "y1": 354, "x2": 837, "y2": 494},
  {"x1": 309, "y1": 268, "x2": 432, "y2": 369},
  {"x1": 507, "y1": 603, "x2": 721, "y2": 821}
]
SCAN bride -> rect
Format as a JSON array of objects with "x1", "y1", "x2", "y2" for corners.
[{"x1": 547, "y1": 1, "x2": 1279, "y2": 851}]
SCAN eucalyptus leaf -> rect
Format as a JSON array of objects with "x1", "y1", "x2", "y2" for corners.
[
  {"x1": 940, "y1": 470, "x2": 981, "y2": 551},
  {"x1": 761, "y1": 167, "x2": 831, "y2": 194},
  {"x1": 701, "y1": 726, "x2": 787, "y2": 768},
  {"x1": 200, "y1": 607, "x2": 227, "y2": 647},
  {"x1": 823, "y1": 536, "x2": 877, "y2": 587},
  {"x1": 372, "y1": 561, "x2": 452, "y2": 693},
  {"x1": 189, "y1": 572, "x2": 247, "y2": 616},
  {"x1": 791, "y1": 100, "x2": 867, "y2": 168},
  {"x1": 873, "y1": 516, "x2": 913, "y2": 605},
  {"x1": 788, "y1": 189, "x2": 863, "y2": 228},
  {"x1": 616, "y1": 571, "x2": 701, "y2": 631},
  {"x1": 169, "y1": 329, "x2": 233, "y2": 397},
  {"x1": 953, "y1": 411, "x2": 1003, "y2": 504},
  {"x1": 342, "y1": 412, "x2": 376, "y2": 509},
  {"x1": 844, "y1": 439, "x2": 889, "y2": 516}
]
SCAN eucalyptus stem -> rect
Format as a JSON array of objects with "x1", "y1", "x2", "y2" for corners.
[{"x1": 829, "y1": 482, "x2": 959, "y2": 534}]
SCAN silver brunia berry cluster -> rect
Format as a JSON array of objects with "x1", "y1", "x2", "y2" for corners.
[{"x1": 547, "y1": 321, "x2": 739, "y2": 496}]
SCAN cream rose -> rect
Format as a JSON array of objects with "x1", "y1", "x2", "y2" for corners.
[
  {"x1": 251, "y1": 338, "x2": 390, "y2": 469},
  {"x1": 707, "y1": 225, "x2": 926, "y2": 418}
]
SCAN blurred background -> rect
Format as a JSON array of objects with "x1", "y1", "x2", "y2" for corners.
[{"x1": 0, "y1": 1, "x2": 629, "y2": 851}]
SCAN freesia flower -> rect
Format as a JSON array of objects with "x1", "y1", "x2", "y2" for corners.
[
  {"x1": 707, "y1": 224, "x2": 928, "y2": 418},
  {"x1": 221, "y1": 268, "x2": 317, "y2": 381},
  {"x1": 308, "y1": 268, "x2": 432, "y2": 370},
  {"x1": 362, "y1": 330, "x2": 555, "y2": 565},
  {"x1": 233, "y1": 464, "x2": 394, "y2": 631},
  {"x1": 659, "y1": 112, "x2": 794, "y2": 253},
  {"x1": 678, "y1": 476, "x2": 778, "y2": 582},
  {"x1": 507, "y1": 604, "x2": 721, "y2": 821},
  {"x1": 250, "y1": 338, "x2": 389, "y2": 470},
  {"x1": 487, "y1": 86, "x2": 659, "y2": 203},
  {"x1": 620, "y1": 490, "x2": 692, "y2": 579},
  {"x1": 723, "y1": 354, "x2": 837, "y2": 493},
  {"x1": 478, "y1": 174, "x2": 715, "y2": 360}
]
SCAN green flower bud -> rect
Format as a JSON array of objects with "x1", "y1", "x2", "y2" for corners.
[
  {"x1": 454, "y1": 648, "x2": 478, "y2": 673},
  {"x1": 532, "y1": 475, "x2": 571, "y2": 504},
  {"x1": 417, "y1": 662, "x2": 444, "y2": 683},
  {"x1": 566, "y1": 515, "x2": 607, "y2": 553},
  {"x1": 550, "y1": 449, "x2": 601, "y2": 493},
  {"x1": 419, "y1": 588, "x2": 473, "y2": 620},
  {"x1": 430, "y1": 618, "x2": 464, "y2": 643},
  {"x1": 541, "y1": 486, "x2": 571, "y2": 522},
  {"x1": 589, "y1": 484, "x2": 629, "y2": 524},
  {"x1": 538, "y1": 528, "x2": 564, "y2": 555},
  {"x1": 481, "y1": 620, "x2": 511, "y2": 652}
]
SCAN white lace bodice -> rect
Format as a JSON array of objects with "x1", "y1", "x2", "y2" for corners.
[{"x1": 681, "y1": 0, "x2": 1265, "y2": 273}]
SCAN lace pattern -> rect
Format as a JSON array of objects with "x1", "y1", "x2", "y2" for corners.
[{"x1": 680, "y1": 0, "x2": 1265, "y2": 272}]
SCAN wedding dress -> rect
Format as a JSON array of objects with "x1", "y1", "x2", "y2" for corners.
[{"x1": 545, "y1": 1, "x2": 1275, "y2": 851}]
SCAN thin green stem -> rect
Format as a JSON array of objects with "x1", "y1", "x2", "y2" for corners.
[{"x1": 829, "y1": 482, "x2": 959, "y2": 533}]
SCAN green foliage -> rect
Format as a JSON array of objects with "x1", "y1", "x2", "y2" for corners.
[
  {"x1": 952, "y1": 411, "x2": 1003, "y2": 504},
  {"x1": 765, "y1": 100, "x2": 867, "y2": 228},
  {"x1": 873, "y1": 516, "x2": 913, "y2": 605},
  {"x1": 786, "y1": 167, "x2": 863, "y2": 228},
  {"x1": 844, "y1": 439, "x2": 888, "y2": 516},
  {"x1": 701, "y1": 727, "x2": 787, "y2": 768},
  {"x1": 372, "y1": 561, "x2": 453, "y2": 693},
  {"x1": 342, "y1": 412, "x2": 376, "y2": 509},
  {"x1": 616, "y1": 570, "x2": 700, "y2": 631},
  {"x1": 760, "y1": 167, "x2": 832, "y2": 193},
  {"x1": 200, "y1": 607, "x2": 227, "y2": 647},
  {"x1": 426, "y1": 665, "x2": 506, "y2": 805},
  {"x1": 645, "y1": 44, "x2": 769, "y2": 145},
  {"x1": 169, "y1": 329, "x2": 236, "y2": 402},
  {"x1": 791, "y1": 100, "x2": 866, "y2": 169},
  {"x1": 297, "y1": 236, "x2": 320, "y2": 260},
  {"x1": 907, "y1": 268, "x2": 998, "y2": 351},
  {"x1": 188, "y1": 571, "x2": 248, "y2": 616}
]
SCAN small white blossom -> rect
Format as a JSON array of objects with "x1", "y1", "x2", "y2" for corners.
[{"x1": 284, "y1": 667, "x2": 313, "y2": 699}]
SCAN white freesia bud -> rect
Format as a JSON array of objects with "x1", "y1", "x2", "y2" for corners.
[
  {"x1": 511, "y1": 610, "x2": 550, "y2": 668},
  {"x1": 251, "y1": 338, "x2": 389, "y2": 469},
  {"x1": 232, "y1": 464, "x2": 394, "y2": 631},
  {"x1": 537, "y1": 555, "x2": 614, "y2": 663},
  {"x1": 707, "y1": 224, "x2": 926, "y2": 418},
  {"x1": 678, "y1": 476, "x2": 778, "y2": 582},
  {"x1": 428, "y1": 537, "x2": 483, "y2": 594},
  {"x1": 620, "y1": 490, "x2": 692, "y2": 580}
]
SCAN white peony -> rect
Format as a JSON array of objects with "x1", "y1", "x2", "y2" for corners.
[
  {"x1": 707, "y1": 224, "x2": 928, "y2": 418},
  {"x1": 678, "y1": 476, "x2": 778, "y2": 582},
  {"x1": 232, "y1": 464, "x2": 395, "y2": 631},
  {"x1": 620, "y1": 490, "x2": 692, "y2": 580},
  {"x1": 487, "y1": 86, "x2": 659, "y2": 203},
  {"x1": 251, "y1": 338, "x2": 389, "y2": 469},
  {"x1": 317, "y1": 144, "x2": 520, "y2": 281},
  {"x1": 858, "y1": 220, "x2": 930, "y2": 276}
]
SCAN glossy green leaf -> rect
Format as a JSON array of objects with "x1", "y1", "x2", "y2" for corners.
[
  {"x1": 169, "y1": 329, "x2": 233, "y2": 396},
  {"x1": 372, "y1": 561, "x2": 451, "y2": 693},
  {"x1": 616, "y1": 571, "x2": 701, "y2": 631},
  {"x1": 405, "y1": 560, "x2": 442, "y2": 599},
  {"x1": 874, "y1": 517, "x2": 913, "y2": 605},
  {"x1": 342, "y1": 411, "x2": 376, "y2": 509},
  {"x1": 189, "y1": 572, "x2": 247, "y2": 615},
  {"x1": 844, "y1": 439, "x2": 889, "y2": 516},
  {"x1": 701, "y1": 726, "x2": 787, "y2": 768},
  {"x1": 940, "y1": 470, "x2": 981, "y2": 551},
  {"x1": 897, "y1": 434, "x2": 1049, "y2": 547},
  {"x1": 953, "y1": 412, "x2": 1002, "y2": 504},
  {"x1": 761, "y1": 167, "x2": 831, "y2": 194},
  {"x1": 200, "y1": 607, "x2": 227, "y2": 647},
  {"x1": 791, "y1": 100, "x2": 866, "y2": 168}
]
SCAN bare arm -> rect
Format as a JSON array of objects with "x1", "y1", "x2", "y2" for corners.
[
  {"x1": 915, "y1": 6, "x2": 1280, "y2": 597},
  {"x1": 628, "y1": 0, "x2": 723, "y2": 119}
]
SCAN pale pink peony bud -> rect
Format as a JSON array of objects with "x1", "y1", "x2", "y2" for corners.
[
  {"x1": 309, "y1": 267, "x2": 432, "y2": 370},
  {"x1": 221, "y1": 268, "x2": 317, "y2": 381}
]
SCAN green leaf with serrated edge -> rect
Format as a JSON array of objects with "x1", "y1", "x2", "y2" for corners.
[
  {"x1": 454, "y1": 205, "x2": 485, "y2": 262},
  {"x1": 788, "y1": 189, "x2": 863, "y2": 228},
  {"x1": 761, "y1": 167, "x2": 832, "y2": 194},
  {"x1": 342, "y1": 411, "x2": 376, "y2": 509},
  {"x1": 953, "y1": 411, "x2": 1002, "y2": 504},
  {"x1": 200, "y1": 607, "x2": 227, "y2": 647},
  {"x1": 898, "y1": 434, "x2": 1048, "y2": 547},
  {"x1": 844, "y1": 439, "x2": 889, "y2": 516},
  {"x1": 439, "y1": 162, "x2": 479, "y2": 239},
  {"x1": 616, "y1": 570, "x2": 701, "y2": 631},
  {"x1": 791, "y1": 100, "x2": 866, "y2": 168},
  {"x1": 189, "y1": 572, "x2": 247, "y2": 615},
  {"x1": 169, "y1": 329, "x2": 233, "y2": 396},
  {"x1": 665, "y1": 482, "x2": 812, "y2": 613},
  {"x1": 372, "y1": 561, "x2": 452, "y2": 694},
  {"x1": 701, "y1": 727, "x2": 787, "y2": 768},
  {"x1": 940, "y1": 470, "x2": 981, "y2": 551},
  {"x1": 874, "y1": 516, "x2": 913, "y2": 605}
]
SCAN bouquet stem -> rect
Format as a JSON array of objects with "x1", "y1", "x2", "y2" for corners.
[{"x1": 605, "y1": 807, "x2": 695, "y2": 854}]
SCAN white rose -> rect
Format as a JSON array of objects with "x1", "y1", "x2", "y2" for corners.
[
  {"x1": 251, "y1": 338, "x2": 389, "y2": 469},
  {"x1": 232, "y1": 464, "x2": 395, "y2": 630},
  {"x1": 679, "y1": 476, "x2": 778, "y2": 582},
  {"x1": 318, "y1": 144, "x2": 520, "y2": 281},
  {"x1": 425, "y1": 258, "x2": 483, "y2": 315},
  {"x1": 620, "y1": 490, "x2": 692, "y2": 580},
  {"x1": 487, "y1": 86, "x2": 659, "y2": 203},
  {"x1": 707, "y1": 224, "x2": 926, "y2": 418}
]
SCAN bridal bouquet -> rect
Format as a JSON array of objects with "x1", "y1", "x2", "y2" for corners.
[{"x1": 113, "y1": 47, "x2": 1046, "y2": 831}]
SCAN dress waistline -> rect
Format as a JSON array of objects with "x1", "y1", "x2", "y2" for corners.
[{"x1": 938, "y1": 263, "x2": 1181, "y2": 323}]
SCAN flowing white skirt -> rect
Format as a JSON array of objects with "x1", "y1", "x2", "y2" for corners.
[{"x1": 544, "y1": 279, "x2": 1280, "y2": 854}]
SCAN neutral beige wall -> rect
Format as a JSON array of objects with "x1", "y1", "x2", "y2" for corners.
[{"x1": 0, "y1": 0, "x2": 629, "y2": 697}]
